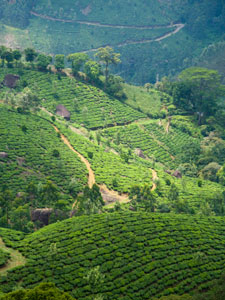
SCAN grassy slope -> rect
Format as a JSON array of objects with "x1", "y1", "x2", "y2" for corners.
[
  {"x1": 0, "y1": 105, "x2": 88, "y2": 197},
  {"x1": 1, "y1": 212, "x2": 225, "y2": 299}
]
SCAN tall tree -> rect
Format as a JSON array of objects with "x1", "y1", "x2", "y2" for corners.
[
  {"x1": 0, "y1": 46, "x2": 7, "y2": 67},
  {"x1": 84, "y1": 60, "x2": 101, "y2": 83},
  {"x1": 5, "y1": 50, "x2": 14, "y2": 67},
  {"x1": 67, "y1": 53, "x2": 89, "y2": 75},
  {"x1": 175, "y1": 67, "x2": 224, "y2": 124},
  {"x1": 13, "y1": 49, "x2": 22, "y2": 67},
  {"x1": 95, "y1": 46, "x2": 121, "y2": 84},
  {"x1": 36, "y1": 54, "x2": 52, "y2": 71},
  {"x1": 54, "y1": 54, "x2": 65, "y2": 72},
  {"x1": 24, "y1": 48, "x2": 37, "y2": 64}
]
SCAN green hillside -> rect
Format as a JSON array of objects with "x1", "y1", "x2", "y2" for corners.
[
  {"x1": 1, "y1": 212, "x2": 225, "y2": 299},
  {"x1": 0, "y1": 105, "x2": 88, "y2": 199},
  {"x1": 0, "y1": 1, "x2": 225, "y2": 83},
  {"x1": 0, "y1": 68, "x2": 146, "y2": 129}
]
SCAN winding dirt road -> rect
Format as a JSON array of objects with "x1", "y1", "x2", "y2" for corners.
[
  {"x1": 30, "y1": 11, "x2": 185, "y2": 49},
  {"x1": 52, "y1": 124, "x2": 130, "y2": 206},
  {"x1": 151, "y1": 169, "x2": 158, "y2": 191},
  {"x1": 52, "y1": 125, "x2": 95, "y2": 188},
  {"x1": 0, "y1": 238, "x2": 26, "y2": 276}
]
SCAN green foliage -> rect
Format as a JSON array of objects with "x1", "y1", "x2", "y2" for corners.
[
  {"x1": 24, "y1": 48, "x2": 37, "y2": 63},
  {"x1": 1, "y1": 212, "x2": 225, "y2": 299},
  {"x1": 0, "y1": 249, "x2": 10, "y2": 267},
  {"x1": 0, "y1": 67, "x2": 145, "y2": 129},
  {"x1": 54, "y1": 55, "x2": 65, "y2": 71},
  {"x1": 36, "y1": 54, "x2": 52, "y2": 71},
  {"x1": 95, "y1": 47, "x2": 121, "y2": 83},
  {"x1": 129, "y1": 184, "x2": 156, "y2": 212},
  {"x1": 0, "y1": 282, "x2": 75, "y2": 300},
  {"x1": 67, "y1": 53, "x2": 89, "y2": 75},
  {"x1": 84, "y1": 60, "x2": 101, "y2": 84},
  {"x1": 174, "y1": 67, "x2": 223, "y2": 124},
  {"x1": 0, "y1": 106, "x2": 87, "y2": 220},
  {"x1": 75, "y1": 184, "x2": 104, "y2": 216}
]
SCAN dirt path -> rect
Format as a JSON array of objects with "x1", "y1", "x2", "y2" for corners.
[
  {"x1": 151, "y1": 169, "x2": 158, "y2": 191},
  {"x1": 52, "y1": 125, "x2": 96, "y2": 188},
  {"x1": 52, "y1": 124, "x2": 130, "y2": 207},
  {"x1": 30, "y1": 11, "x2": 185, "y2": 49},
  {"x1": 100, "y1": 185, "x2": 129, "y2": 207},
  {"x1": 0, "y1": 238, "x2": 26, "y2": 276}
]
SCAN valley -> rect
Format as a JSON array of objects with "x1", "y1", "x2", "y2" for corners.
[{"x1": 0, "y1": 1, "x2": 225, "y2": 299}]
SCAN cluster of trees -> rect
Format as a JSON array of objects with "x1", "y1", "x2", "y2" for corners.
[
  {"x1": 0, "y1": 180, "x2": 71, "y2": 232},
  {"x1": 0, "y1": 181, "x2": 105, "y2": 232},
  {"x1": 155, "y1": 67, "x2": 224, "y2": 125},
  {"x1": 74, "y1": 184, "x2": 104, "y2": 216},
  {"x1": 0, "y1": 45, "x2": 125, "y2": 99}
]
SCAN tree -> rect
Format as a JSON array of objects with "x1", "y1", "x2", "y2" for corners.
[
  {"x1": 24, "y1": 48, "x2": 37, "y2": 64},
  {"x1": 54, "y1": 54, "x2": 65, "y2": 71},
  {"x1": 104, "y1": 75, "x2": 126, "y2": 99},
  {"x1": 36, "y1": 54, "x2": 52, "y2": 71},
  {"x1": 76, "y1": 184, "x2": 104, "y2": 215},
  {"x1": 41, "y1": 180, "x2": 59, "y2": 206},
  {"x1": 175, "y1": 67, "x2": 223, "y2": 124},
  {"x1": 218, "y1": 164, "x2": 225, "y2": 185},
  {"x1": 95, "y1": 46, "x2": 121, "y2": 84},
  {"x1": 129, "y1": 184, "x2": 156, "y2": 212},
  {"x1": 0, "y1": 45, "x2": 7, "y2": 66},
  {"x1": 5, "y1": 50, "x2": 14, "y2": 67},
  {"x1": 0, "y1": 190, "x2": 13, "y2": 225},
  {"x1": 144, "y1": 83, "x2": 151, "y2": 92},
  {"x1": 84, "y1": 266, "x2": 105, "y2": 288},
  {"x1": 84, "y1": 60, "x2": 101, "y2": 83},
  {"x1": 168, "y1": 183, "x2": 179, "y2": 202},
  {"x1": 201, "y1": 162, "x2": 221, "y2": 182},
  {"x1": 16, "y1": 87, "x2": 40, "y2": 112},
  {"x1": 67, "y1": 53, "x2": 89, "y2": 75},
  {"x1": 13, "y1": 49, "x2": 22, "y2": 67}
]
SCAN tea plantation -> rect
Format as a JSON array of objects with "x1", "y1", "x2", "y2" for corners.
[
  {"x1": 101, "y1": 120, "x2": 201, "y2": 168},
  {"x1": 1, "y1": 212, "x2": 225, "y2": 299},
  {"x1": 0, "y1": 68, "x2": 146, "y2": 129},
  {"x1": 0, "y1": 105, "x2": 88, "y2": 196},
  {"x1": 0, "y1": 249, "x2": 10, "y2": 267},
  {"x1": 57, "y1": 123, "x2": 153, "y2": 193}
]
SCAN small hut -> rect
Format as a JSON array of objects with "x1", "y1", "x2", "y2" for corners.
[
  {"x1": 56, "y1": 104, "x2": 71, "y2": 121},
  {"x1": 2, "y1": 74, "x2": 20, "y2": 88},
  {"x1": 172, "y1": 170, "x2": 182, "y2": 178}
]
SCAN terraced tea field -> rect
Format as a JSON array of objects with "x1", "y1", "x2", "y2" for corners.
[
  {"x1": 0, "y1": 105, "x2": 88, "y2": 196},
  {"x1": 101, "y1": 120, "x2": 200, "y2": 168},
  {"x1": 1, "y1": 212, "x2": 225, "y2": 299},
  {"x1": 0, "y1": 68, "x2": 146, "y2": 129},
  {"x1": 58, "y1": 123, "x2": 153, "y2": 193}
]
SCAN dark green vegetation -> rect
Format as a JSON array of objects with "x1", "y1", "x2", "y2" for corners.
[
  {"x1": 1, "y1": 1, "x2": 225, "y2": 83},
  {"x1": 0, "y1": 249, "x2": 10, "y2": 268},
  {"x1": 0, "y1": 282, "x2": 74, "y2": 300},
  {"x1": 1, "y1": 212, "x2": 225, "y2": 299}
]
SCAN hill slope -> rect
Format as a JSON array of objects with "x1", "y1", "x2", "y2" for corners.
[
  {"x1": 0, "y1": 105, "x2": 88, "y2": 197},
  {"x1": 1, "y1": 212, "x2": 225, "y2": 299},
  {"x1": 0, "y1": 1, "x2": 225, "y2": 83}
]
